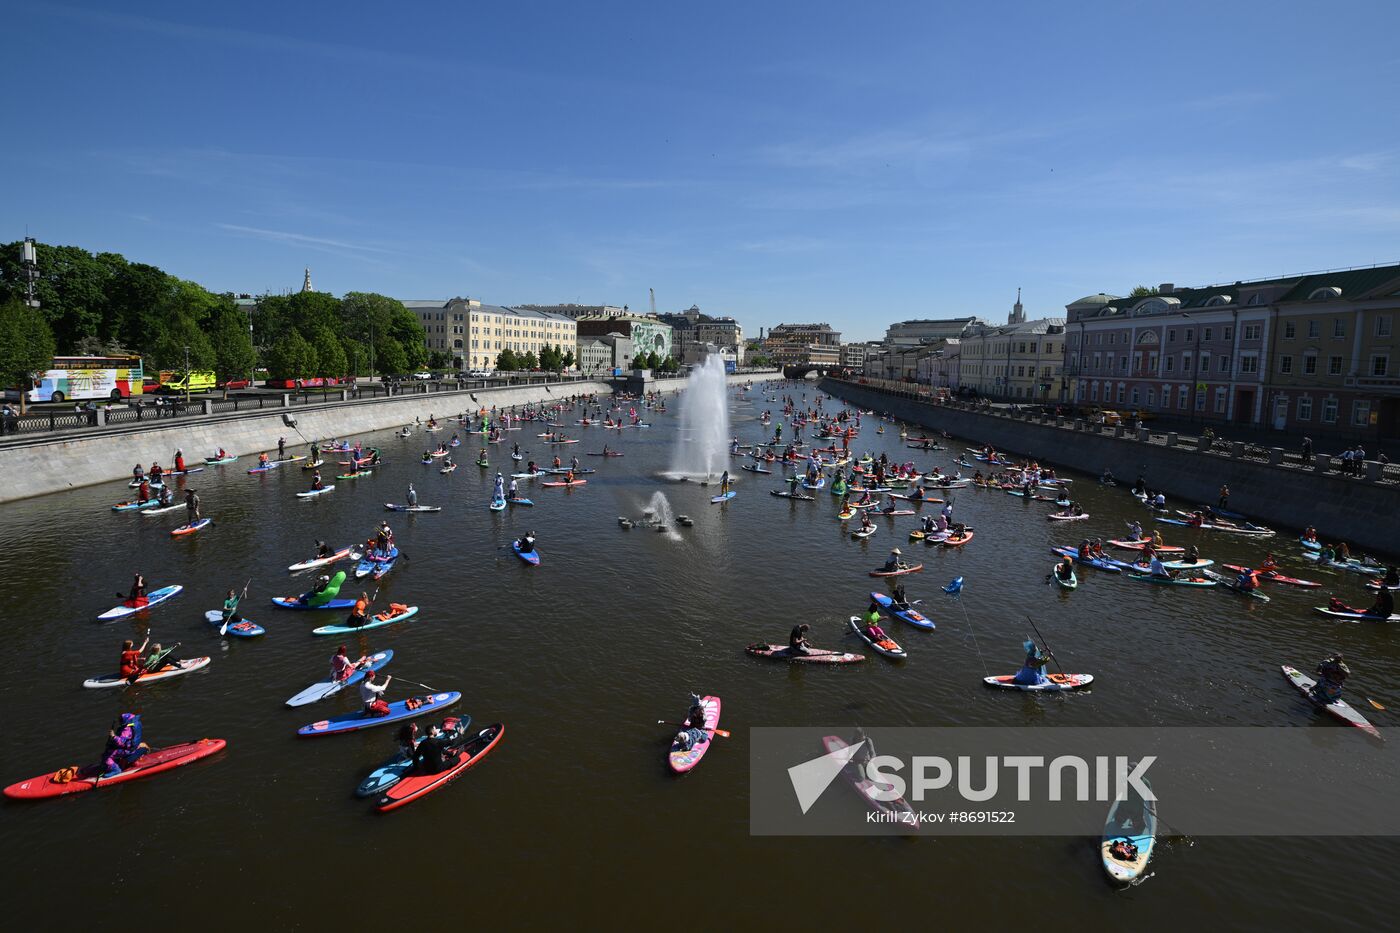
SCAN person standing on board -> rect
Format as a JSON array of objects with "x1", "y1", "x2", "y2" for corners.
[{"x1": 184, "y1": 488, "x2": 201, "y2": 525}]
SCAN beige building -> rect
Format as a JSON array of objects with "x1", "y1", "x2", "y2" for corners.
[
  {"x1": 763, "y1": 322, "x2": 842, "y2": 366},
  {"x1": 955, "y1": 294, "x2": 1065, "y2": 400},
  {"x1": 403, "y1": 298, "x2": 577, "y2": 371}
]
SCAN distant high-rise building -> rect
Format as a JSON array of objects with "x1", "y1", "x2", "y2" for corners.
[{"x1": 302, "y1": 268, "x2": 313, "y2": 293}]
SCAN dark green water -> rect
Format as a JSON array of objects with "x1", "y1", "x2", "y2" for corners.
[{"x1": 2, "y1": 380, "x2": 1393, "y2": 929}]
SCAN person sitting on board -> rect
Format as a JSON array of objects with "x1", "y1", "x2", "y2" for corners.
[
  {"x1": 1302, "y1": 526, "x2": 1319, "y2": 544},
  {"x1": 880, "y1": 495, "x2": 900, "y2": 515},
  {"x1": 101, "y1": 713, "x2": 149, "y2": 777},
  {"x1": 1126, "y1": 520, "x2": 1144, "y2": 542},
  {"x1": 1258, "y1": 553, "x2": 1278, "y2": 574},
  {"x1": 222, "y1": 588, "x2": 244, "y2": 627},
  {"x1": 330, "y1": 645, "x2": 367, "y2": 683},
  {"x1": 309, "y1": 471, "x2": 325, "y2": 492},
  {"x1": 526, "y1": 460, "x2": 538, "y2": 475},
  {"x1": 257, "y1": 452, "x2": 270, "y2": 468},
  {"x1": 1147, "y1": 552, "x2": 1176, "y2": 580},
  {"x1": 139, "y1": 642, "x2": 182, "y2": 677},
  {"x1": 302, "y1": 575, "x2": 333, "y2": 606},
  {"x1": 312, "y1": 540, "x2": 334, "y2": 561},
  {"x1": 883, "y1": 548, "x2": 905, "y2": 573},
  {"x1": 412, "y1": 722, "x2": 470, "y2": 774},
  {"x1": 920, "y1": 514, "x2": 937, "y2": 535},
  {"x1": 1312, "y1": 653, "x2": 1349, "y2": 703},
  {"x1": 132, "y1": 463, "x2": 145, "y2": 482},
  {"x1": 149, "y1": 462, "x2": 164, "y2": 484},
  {"x1": 1181, "y1": 544, "x2": 1201, "y2": 566},
  {"x1": 789, "y1": 623, "x2": 815, "y2": 656},
  {"x1": 1054, "y1": 557, "x2": 1075, "y2": 582},
  {"x1": 1152, "y1": 492, "x2": 1167, "y2": 510},
  {"x1": 1012, "y1": 640, "x2": 1052, "y2": 686},
  {"x1": 135, "y1": 478, "x2": 152, "y2": 503},
  {"x1": 863, "y1": 603, "x2": 889, "y2": 641},
  {"x1": 1367, "y1": 586, "x2": 1395, "y2": 619},
  {"x1": 359, "y1": 670, "x2": 393, "y2": 716},
  {"x1": 119, "y1": 637, "x2": 150, "y2": 680},
  {"x1": 173, "y1": 449, "x2": 185, "y2": 473},
  {"x1": 858, "y1": 510, "x2": 874, "y2": 534},
  {"x1": 127, "y1": 573, "x2": 148, "y2": 608},
  {"x1": 674, "y1": 694, "x2": 711, "y2": 752},
  {"x1": 1235, "y1": 568, "x2": 1261, "y2": 592},
  {"x1": 906, "y1": 485, "x2": 925, "y2": 501},
  {"x1": 519, "y1": 531, "x2": 537, "y2": 553}
]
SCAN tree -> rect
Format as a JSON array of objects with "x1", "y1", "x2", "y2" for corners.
[
  {"x1": 427, "y1": 350, "x2": 452, "y2": 370},
  {"x1": 373, "y1": 337, "x2": 408, "y2": 377},
  {"x1": 538, "y1": 345, "x2": 559, "y2": 372},
  {"x1": 520, "y1": 350, "x2": 538, "y2": 371},
  {"x1": 0, "y1": 298, "x2": 56, "y2": 413},
  {"x1": 266, "y1": 329, "x2": 317, "y2": 381},
  {"x1": 208, "y1": 307, "x2": 257, "y2": 396},
  {"x1": 149, "y1": 314, "x2": 215, "y2": 373},
  {"x1": 659, "y1": 355, "x2": 681, "y2": 373},
  {"x1": 561, "y1": 349, "x2": 575, "y2": 371},
  {"x1": 495, "y1": 348, "x2": 520, "y2": 371},
  {"x1": 312, "y1": 325, "x2": 347, "y2": 378},
  {"x1": 1128, "y1": 285, "x2": 1158, "y2": 298}
]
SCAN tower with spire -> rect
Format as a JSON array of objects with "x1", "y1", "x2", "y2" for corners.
[
  {"x1": 302, "y1": 268, "x2": 313, "y2": 293},
  {"x1": 1008, "y1": 287, "x2": 1025, "y2": 325}
]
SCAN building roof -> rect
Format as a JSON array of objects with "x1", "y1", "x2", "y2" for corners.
[{"x1": 1276, "y1": 264, "x2": 1400, "y2": 303}]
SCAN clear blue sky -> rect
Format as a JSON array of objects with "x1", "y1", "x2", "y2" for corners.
[{"x1": 6, "y1": 1, "x2": 1399, "y2": 340}]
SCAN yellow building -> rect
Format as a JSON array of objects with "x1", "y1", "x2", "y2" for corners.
[{"x1": 404, "y1": 298, "x2": 577, "y2": 371}]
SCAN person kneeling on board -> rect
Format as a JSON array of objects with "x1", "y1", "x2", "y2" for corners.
[
  {"x1": 863, "y1": 603, "x2": 888, "y2": 641},
  {"x1": 345, "y1": 592, "x2": 372, "y2": 628},
  {"x1": 1012, "y1": 640, "x2": 1052, "y2": 687},
  {"x1": 359, "y1": 670, "x2": 393, "y2": 717},
  {"x1": 1311, "y1": 654, "x2": 1349, "y2": 703},
  {"x1": 331, "y1": 645, "x2": 367, "y2": 683},
  {"x1": 882, "y1": 548, "x2": 905, "y2": 573},
  {"x1": 101, "y1": 713, "x2": 149, "y2": 776}
]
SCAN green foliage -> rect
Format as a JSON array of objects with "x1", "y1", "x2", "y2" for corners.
[
  {"x1": 659, "y1": 354, "x2": 681, "y2": 373},
  {"x1": 311, "y1": 325, "x2": 347, "y2": 377},
  {"x1": 561, "y1": 349, "x2": 575, "y2": 370},
  {"x1": 1128, "y1": 285, "x2": 1158, "y2": 298},
  {"x1": 519, "y1": 350, "x2": 538, "y2": 370},
  {"x1": 149, "y1": 314, "x2": 215, "y2": 372},
  {"x1": 0, "y1": 297, "x2": 57, "y2": 410},
  {"x1": 373, "y1": 337, "x2": 407, "y2": 377},
  {"x1": 495, "y1": 348, "x2": 520, "y2": 371},
  {"x1": 266, "y1": 329, "x2": 317, "y2": 380},
  {"x1": 427, "y1": 350, "x2": 452, "y2": 370},
  {"x1": 209, "y1": 307, "x2": 257, "y2": 387},
  {"x1": 538, "y1": 345, "x2": 560, "y2": 372}
]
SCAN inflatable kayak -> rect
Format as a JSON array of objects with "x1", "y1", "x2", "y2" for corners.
[
  {"x1": 376, "y1": 722, "x2": 504, "y2": 812},
  {"x1": 869, "y1": 592, "x2": 934, "y2": 630},
  {"x1": 512, "y1": 541, "x2": 540, "y2": 566},
  {"x1": 820, "y1": 735, "x2": 920, "y2": 827},
  {"x1": 203, "y1": 609, "x2": 266, "y2": 637},
  {"x1": 1125, "y1": 573, "x2": 1216, "y2": 587},
  {"x1": 1282, "y1": 665, "x2": 1379, "y2": 736},
  {"x1": 4, "y1": 739, "x2": 227, "y2": 800},
  {"x1": 669, "y1": 697, "x2": 721, "y2": 774},
  {"x1": 112, "y1": 499, "x2": 160, "y2": 512},
  {"x1": 170, "y1": 517, "x2": 211, "y2": 537},
  {"x1": 312, "y1": 605, "x2": 419, "y2": 636},
  {"x1": 296, "y1": 485, "x2": 336, "y2": 498},
  {"x1": 83, "y1": 656, "x2": 211, "y2": 689},
  {"x1": 384, "y1": 504, "x2": 441, "y2": 512},
  {"x1": 97, "y1": 584, "x2": 182, "y2": 622},
  {"x1": 745, "y1": 644, "x2": 864, "y2": 664},
  {"x1": 869, "y1": 563, "x2": 922, "y2": 578},
  {"x1": 1311, "y1": 607, "x2": 1400, "y2": 622},
  {"x1": 984, "y1": 673, "x2": 1094, "y2": 691},
  {"x1": 297, "y1": 692, "x2": 460, "y2": 737},
  {"x1": 1101, "y1": 776, "x2": 1156, "y2": 884},
  {"x1": 288, "y1": 547, "x2": 354, "y2": 572},
  {"x1": 848, "y1": 616, "x2": 907, "y2": 658},
  {"x1": 285, "y1": 650, "x2": 395, "y2": 706}
]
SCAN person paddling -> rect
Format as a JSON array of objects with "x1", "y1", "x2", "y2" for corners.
[
  {"x1": 127, "y1": 573, "x2": 148, "y2": 608},
  {"x1": 883, "y1": 548, "x2": 905, "y2": 573},
  {"x1": 1312, "y1": 653, "x2": 1349, "y2": 703},
  {"x1": 119, "y1": 636, "x2": 150, "y2": 681},
  {"x1": 221, "y1": 588, "x2": 245, "y2": 627},
  {"x1": 863, "y1": 602, "x2": 889, "y2": 641},
  {"x1": 1054, "y1": 556, "x2": 1075, "y2": 582},
  {"x1": 346, "y1": 591, "x2": 372, "y2": 628},
  {"x1": 330, "y1": 645, "x2": 367, "y2": 684},
  {"x1": 1012, "y1": 639, "x2": 1052, "y2": 686},
  {"x1": 184, "y1": 488, "x2": 201, "y2": 524},
  {"x1": 720, "y1": 470, "x2": 731, "y2": 496},
  {"x1": 310, "y1": 470, "x2": 325, "y2": 492},
  {"x1": 359, "y1": 669, "x2": 392, "y2": 716}
]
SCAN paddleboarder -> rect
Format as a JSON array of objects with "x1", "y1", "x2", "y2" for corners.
[
  {"x1": 346, "y1": 591, "x2": 371, "y2": 628},
  {"x1": 310, "y1": 471, "x2": 325, "y2": 492},
  {"x1": 330, "y1": 645, "x2": 367, "y2": 683},
  {"x1": 101, "y1": 713, "x2": 148, "y2": 777},
  {"x1": 788, "y1": 622, "x2": 814, "y2": 657},
  {"x1": 1012, "y1": 639, "x2": 1052, "y2": 687},
  {"x1": 184, "y1": 488, "x2": 201, "y2": 524},
  {"x1": 406, "y1": 483, "x2": 418, "y2": 509},
  {"x1": 127, "y1": 573, "x2": 148, "y2": 608},
  {"x1": 119, "y1": 636, "x2": 151, "y2": 681},
  {"x1": 359, "y1": 669, "x2": 393, "y2": 716},
  {"x1": 863, "y1": 602, "x2": 888, "y2": 641},
  {"x1": 222, "y1": 588, "x2": 245, "y2": 627},
  {"x1": 1311, "y1": 653, "x2": 1349, "y2": 702},
  {"x1": 882, "y1": 548, "x2": 905, "y2": 573}
]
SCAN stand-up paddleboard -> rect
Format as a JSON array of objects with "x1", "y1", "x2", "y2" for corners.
[
  {"x1": 4, "y1": 739, "x2": 227, "y2": 800},
  {"x1": 745, "y1": 644, "x2": 864, "y2": 664},
  {"x1": 296, "y1": 485, "x2": 336, "y2": 499},
  {"x1": 1101, "y1": 777, "x2": 1157, "y2": 883},
  {"x1": 1281, "y1": 665, "x2": 1380, "y2": 736},
  {"x1": 297, "y1": 692, "x2": 460, "y2": 737},
  {"x1": 97, "y1": 585, "x2": 182, "y2": 622},
  {"x1": 285, "y1": 650, "x2": 394, "y2": 706},
  {"x1": 375, "y1": 723, "x2": 504, "y2": 812},
  {"x1": 668, "y1": 697, "x2": 721, "y2": 774},
  {"x1": 83, "y1": 657, "x2": 211, "y2": 689},
  {"x1": 983, "y1": 673, "x2": 1094, "y2": 691},
  {"x1": 311, "y1": 605, "x2": 419, "y2": 636},
  {"x1": 171, "y1": 517, "x2": 212, "y2": 537},
  {"x1": 847, "y1": 616, "x2": 907, "y2": 658},
  {"x1": 203, "y1": 609, "x2": 266, "y2": 637},
  {"x1": 869, "y1": 592, "x2": 934, "y2": 630}
]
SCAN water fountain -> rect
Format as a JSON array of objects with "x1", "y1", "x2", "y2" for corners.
[{"x1": 666, "y1": 354, "x2": 731, "y2": 482}]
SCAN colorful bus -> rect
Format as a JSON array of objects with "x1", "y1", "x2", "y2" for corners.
[{"x1": 27, "y1": 356, "x2": 145, "y2": 403}]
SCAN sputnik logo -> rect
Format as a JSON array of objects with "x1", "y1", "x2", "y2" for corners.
[{"x1": 787, "y1": 740, "x2": 864, "y2": 814}]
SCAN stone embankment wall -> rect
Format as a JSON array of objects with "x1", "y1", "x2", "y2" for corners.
[{"x1": 821, "y1": 379, "x2": 1399, "y2": 556}]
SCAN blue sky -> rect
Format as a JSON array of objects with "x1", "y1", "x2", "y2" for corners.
[{"x1": 6, "y1": 1, "x2": 1399, "y2": 341}]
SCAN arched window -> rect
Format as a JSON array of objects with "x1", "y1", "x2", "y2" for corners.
[
  {"x1": 1308, "y1": 286, "x2": 1342, "y2": 300},
  {"x1": 1204, "y1": 295, "x2": 1232, "y2": 307}
]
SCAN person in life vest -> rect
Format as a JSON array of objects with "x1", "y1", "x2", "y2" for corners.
[
  {"x1": 359, "y1": 669, "x2": 393, "y2": 716},
  {"x1": 1259, "y1": 553, "x2": 1279, "y2": 574},
  {"x1": 119, "y1": 637, "x2": 150, "y2": 679},
  {"x1": 1013, "y1": 639, "x2": 1052, "y2": 686},
  {"x1": 149, "y1": 462, "x2": 163, "y2": 484},
  {"x1": 257, "y1": 452, "x2": 270, "y2": 468},
  {"x1": 346, "y1": 592, "x2": 371, "y2": 628},
  {"x1": 173, "y1": 450, "x2": 185, "y2": 473},
  {"x1": 1312, "y1": 653, "x2": 1349, "y2": 703},
  {"x1": 1054, "y1": 556, "x2": 1075, "y2": 583},
  {"x1": 330, "y1": 645, "x2": 367, "y2": 683},
  {"x1": 136, "y1": 478, "x2": 152, "y2": 503},
  {"x1": 863, "y1": 602, "x2": 888, "y2": 641},
  {"x1": 1235, "y1": 568, "x2": 1260, "y2": 592},
  {"x1": 127, "y1": 573, "x2": 148, "y2": 608},
  {"x1": 158, "y1": 484, "x2": 175, "y2": 507},
  {"x1": 102, "y1": 713, "x2": 148, "y2": 776}
]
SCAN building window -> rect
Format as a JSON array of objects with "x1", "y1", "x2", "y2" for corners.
[
  {"x1": 1146, "y1": 389, "x2": 1155, "y2": 407},
  {"x1": 1185, "y1": 329, "x2": 1194, "y2": 342},
  {"x1": 1333, "y1": 319, "x2": 1345, "y2": 338},
  {"x1": 1284, "y1": 321, "x2": 1296, "y2": 338},
  {"x1": 1219, "y1": 356, "x2": 1231, "y2": 372},
  {"x1": 1168, "y1": 329, "x2": 1176, "y2": 343},
  {"x1": 1199, "y1": 354, "x2": 1209, "y2": 372},
  {"x1": 1297, "y1": 396, "x2": 1312, "y2": 421},
  {"x1": 1353, "y1": 400, "x2": 1372, "y2": 426},
  {"x1": 1091, "y1": 383, "x2": 1099, "y2": 402},
  {"x1": 1195, "y1": 389, "x2": 1206, "y2": 412},
  {"x1": 1120, "y1": 357, "x2": 1129, "y2": 373},
  {"x1": 1204, "y1": 327, "x2": 1213, "y2": 341},
  {"x1": 1165, "y1": 356, "x2": 1175, "y2": 372},
  {"x1": 1107, "y1": 334, "x2": 1115, "y2": 346},
  {"x1": 1307, "y1": 320, "x2": 1319, "y2": 338},
  {"x1": 1279, "y1": 355, "x2": 1293, "y2": 374},
  {"x1": 1224, "y1": 326, "x2": 1234, "y2": 340},
  {"x1": 1178, "y1": 386, "x2": 1188, "y2": 408},
  {"x1": 1303, "y1": 354, "x2": 1317, "y2": 375},
  {"x1": 1328, "y1": 356, "x2": 1343, "y2": 375},
  {"x1": 1239, "y1": 356, "x2": 1258, "y2": 374},
  {"x1": 1214, "y1": 388, "x2": 1227, "y2": 413},
  {"x1": 1378, "y1": 316, "x2": 1393, "y2": 337},
  {"x1": 1116, "y1": 384, "x2": 1125, "y2": 403},
  {"x1": 1243, "y1": 323, "x2": 1261, "y2": 340},
  {"x1": 1322, "y1": 398, "x2": 1338, "y2": 423},
  {"x1": 1131, "y1": 387, "x2": 1140, "y2": 405},
  {"x1": 1373, "y1": 355, "x2": 1390, "y2": 377}
]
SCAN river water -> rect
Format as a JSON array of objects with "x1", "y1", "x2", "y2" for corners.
[{"x1": 2, "y1": 380, "x2": 1394, "y2": 928}]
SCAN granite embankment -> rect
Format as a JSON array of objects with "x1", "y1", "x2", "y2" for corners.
[
  {"x1": 822, "y1": 378, "x2": 1400, "y2": 556},
  {"x1": 0, "y1": 372, "x2": 766, "y2": 503}
]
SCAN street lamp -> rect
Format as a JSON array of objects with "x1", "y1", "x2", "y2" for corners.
[{"x1": 183, "y1": 345, "x2": 191, "y2": 406}]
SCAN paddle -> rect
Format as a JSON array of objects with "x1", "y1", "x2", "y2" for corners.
[
  {"x1": 656, "y1": 720, "x2": 731, "y2": 739},
  {"x1": 221, "y1": 579, "x2": 251, "y2": 636},
  {"x1": 389, "y1": 676, "x2": 438, "y2": 692},
  {"x1": 1025, "y1": 615, "x2": 1061, "y2": 672},
  {"x1": 1368, "y1": 697, "x2": 1386, "y2": 711}
]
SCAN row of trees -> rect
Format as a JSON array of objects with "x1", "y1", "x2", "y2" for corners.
[
  {"x1": 492, "y1": 345, "x2": 578, "y2": 373},
  {"x1": 0, "y1": 241, "x2": 429, "y2": 401}
]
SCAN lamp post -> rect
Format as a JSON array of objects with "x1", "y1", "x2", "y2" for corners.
[{"x1": 183, "y1": 345, "x2": 191, "y2": 406}]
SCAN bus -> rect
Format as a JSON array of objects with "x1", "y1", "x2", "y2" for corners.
[{"x1": 26, "y1": 356, "x2": 145, "y2": 403}]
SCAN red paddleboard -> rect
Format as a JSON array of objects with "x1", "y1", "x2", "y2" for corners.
[
  {"x1": 540, "y1": 480, "x2": 587, "y2": 487},
  {"x1": 1107, "y1": 539, "x2": 1184, "y2": 554},
  {"x1": 1221, "y1": 565, "x2": 1321, "y2": 588},
  {"x1": 376, "y1": 724, "x2": 503, "y2": 812},
  {"x1": 4, "y1": 739, "x2": 227, "y2": 800},
  {"x1": 942, "y1": 531, "x2": 975, "y2": 547}
]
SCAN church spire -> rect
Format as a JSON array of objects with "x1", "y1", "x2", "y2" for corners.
[
  {"x1": 1009, "y1": 287, "x2": 1025, "y2": 325},
  {"x1": 302, "y1": 268, "x2": 313, "y2": 292}
]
